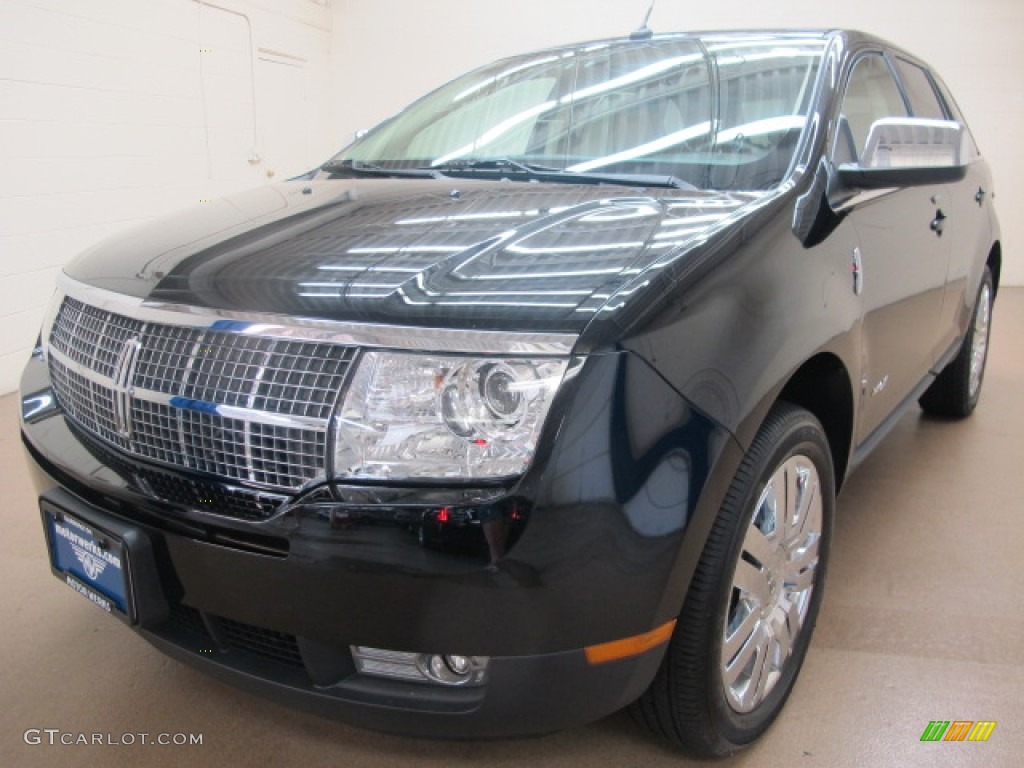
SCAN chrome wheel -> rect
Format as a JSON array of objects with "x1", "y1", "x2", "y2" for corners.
[
  {"x1": 634, "y1": 404, "x2": 833, "y2": 756},
  {"x1": 721, "y1": 455, "x2": 822, "y2": 713},
  {"x1": 969, "y1": 283, "x2": 992, "y2": 398}
]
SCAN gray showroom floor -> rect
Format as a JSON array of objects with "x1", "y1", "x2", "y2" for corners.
[{"x1": 2, "y1": 290, "x2": 1022, "y2": 768}]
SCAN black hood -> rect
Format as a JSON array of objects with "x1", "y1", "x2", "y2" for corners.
[{"x1": 66, "y1": 179, "x2": 765, "y2": 337}]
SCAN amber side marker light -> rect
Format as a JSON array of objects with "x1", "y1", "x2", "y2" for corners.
[{"x1": 584, "y1": 619, "x2": 677, "y2": 665}]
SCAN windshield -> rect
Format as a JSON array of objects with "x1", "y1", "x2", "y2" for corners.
[{"x1": 326, "y1": 35, "x2": 827, "y2": 191}]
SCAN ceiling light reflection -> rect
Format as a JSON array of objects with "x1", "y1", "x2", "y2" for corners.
[
  {"x1": 462, "y1": 267, "x2": 624, "y2": 280},
  {"x1": 396, "y1": 210, "x2": 539, "y2": 226},
  {"x1": 453, "y1": 55, "x2": 562, "y2": 102},
  {"x1": 431, "y1": 100, "x2": 557, "y2": 166},
  {"x1": 561, "y1": 54, "x2": 703, "y2": 105},
  {"x1": 505, "y1": 241, "x2": 644, "y2": 255},
  {"x1": 567, "y1": 121, "x2": 712, "y2": 173},
  {"x1": 346, "y1": 246, "x2": 464, "y2": 255}
]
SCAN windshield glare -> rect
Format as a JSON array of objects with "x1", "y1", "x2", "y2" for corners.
[{"x1": 331, "y1": 36, "x2": 826, "y2": 191}]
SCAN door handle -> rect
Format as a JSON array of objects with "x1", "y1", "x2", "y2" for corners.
[
  {"x1": 975, "y1": 187, "x2": 987, "y2": 206},
  {"x1": 930, "y1": 209, "x2": 947, "y2": 236}
]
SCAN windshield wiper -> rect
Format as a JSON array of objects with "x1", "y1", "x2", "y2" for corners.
[
  {"x1": 428, "y1": 158, "x2": 696, "y2": 190},
  {"x1": 564, "y1": 171, "x2": 697, "y2": 190},
  {"x1": 320, "y1": 159, "x2": 441, "y2": 179},
  {"x1": 322, "y1": 157, "x2": 696, "y2": 189},
  {"x1": 432, "y1": 158, "x2": 563, "y2": 174}
]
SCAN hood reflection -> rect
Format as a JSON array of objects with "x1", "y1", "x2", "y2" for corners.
[
  {"x1": 139, "y1": 183, "x2": 759, "y2": 332},
  {"x1": 67, "y1": 179, "x2": 763, "y2": 336}
]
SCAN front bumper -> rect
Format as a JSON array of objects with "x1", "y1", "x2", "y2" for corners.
[
  {"x1": 20, "y1": 347, "x2": 738, "y2": 737},
  {"x1": 35, "y1": 486, "x2": 665, "y2": 738}
]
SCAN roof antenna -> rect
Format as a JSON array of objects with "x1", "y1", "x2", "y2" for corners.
[{"x1": 630, "y1": 1, "x2": 656, "y2": 40}]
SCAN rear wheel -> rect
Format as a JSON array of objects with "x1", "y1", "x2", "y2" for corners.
[
  {"x1": 919, "y1": 267, "x2": 994, "y2": 418},
  {"x1": 632, "y1": 403, "x2": 834, "y2": 757}
]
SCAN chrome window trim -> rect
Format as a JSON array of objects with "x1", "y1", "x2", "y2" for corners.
[{"x1": 51, "y1": 274, "x2": 579, "y2": 356}]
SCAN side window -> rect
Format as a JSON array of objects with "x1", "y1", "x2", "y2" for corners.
[
  {"x1": 833, "y1": 54, "x2": 908, "y2": 164},
  {"x1": 894, "y1": 59, "x2": 946, "y2": 119}
]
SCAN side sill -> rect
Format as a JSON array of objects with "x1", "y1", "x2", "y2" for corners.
[{"x1": 849, "y1": 372, "x2": 937, "y2": 470}]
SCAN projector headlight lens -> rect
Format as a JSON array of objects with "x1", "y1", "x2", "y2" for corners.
[
  {"x1": 479, "y1": 363, "x2": 524, "y2": 421},
  {"x1": 334, "y1": 351, "x2": 568, "y2": 481}
]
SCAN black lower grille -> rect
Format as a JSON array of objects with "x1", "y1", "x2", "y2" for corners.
[
  {"x1": 168, "y1": 602, "x2": 209, "y2": 637},
  {"x1": 141, "y1": 471, "x2": 283, "y2": 522},
  {"x1": 219, "y1": 617, "x2": 305, "y2": 668},
  {"x1": 167, "y1": 604, "x2": 305, "y2": 670}
]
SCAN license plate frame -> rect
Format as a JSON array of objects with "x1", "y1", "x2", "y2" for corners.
[{"x1": 41, "y1": 499, "x2": 135, "y2": 624}]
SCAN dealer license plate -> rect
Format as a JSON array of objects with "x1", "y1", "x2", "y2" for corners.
[{"x1": 42, "y1": 502, "x2": 132, "y2": 621}]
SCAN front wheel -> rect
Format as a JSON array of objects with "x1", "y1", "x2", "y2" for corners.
[
  {"x1": 919, "y1": 267, "x2": 994, "y2": 418},
  {"x1": 632, "y1": 403, "x2": 834, "y2": 757}
]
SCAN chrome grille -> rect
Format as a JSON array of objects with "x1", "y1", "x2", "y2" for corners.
[
  {"x1": 48, "y1": 296, "x2": 356, "y2": 491},
  {"x1": 72, "y1": 422, "x2": 286, "y2": 521},
  {"x1": 50, "y1": 297, "x2": 144, "y2": 378}
]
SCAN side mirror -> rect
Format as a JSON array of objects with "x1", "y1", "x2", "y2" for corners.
[
  {"x1": 838, "y1": 118, "x2": 968, "y2": 188},
  {"x1": 793, "y1": 158, "x2": 840, "y2": 247}
]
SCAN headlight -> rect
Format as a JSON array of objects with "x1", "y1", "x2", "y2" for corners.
[{"x1": 334, "y1": 351, "x2": 568, "y2": 481}]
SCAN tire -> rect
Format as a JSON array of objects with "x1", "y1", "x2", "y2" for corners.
[
  {"x1": 919, "y1": 267, "x2": 994, "y2": 418},
  {"x1": 631, "y1": 403, "x2": 835, "y2": 757}
]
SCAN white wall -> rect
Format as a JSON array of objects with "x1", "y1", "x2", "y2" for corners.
[
  {"x1": 330, "y1": 0, "x2": 1023, "y2": 281},
  {"x1": 0, "y1": 0, "x2": 336, "y2": 394}
]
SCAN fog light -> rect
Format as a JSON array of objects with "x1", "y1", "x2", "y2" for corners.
[
  {"x1": 424, "y1": 653, "x2": 481, "y2": 685},
  {"x1": 351, "y1": 646, "x2": 489, "y2": 687},
  {"x1": 446, "y1": 654, "x2": 471, "y2": 675}
]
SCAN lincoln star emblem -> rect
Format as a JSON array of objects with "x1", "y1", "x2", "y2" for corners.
[{"x1": 111, "y1": 337, "x2": 142, "y2": 438}]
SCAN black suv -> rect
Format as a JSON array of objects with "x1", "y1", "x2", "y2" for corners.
[{"x1": 20, "y1": 29, "x2": 1000, "y2": 757}]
